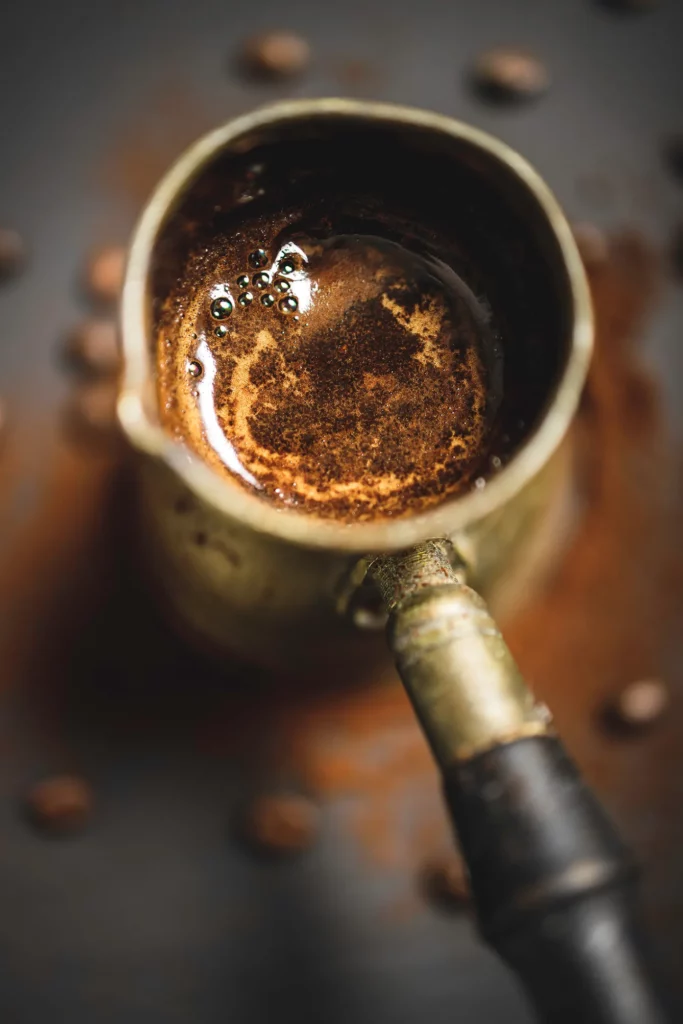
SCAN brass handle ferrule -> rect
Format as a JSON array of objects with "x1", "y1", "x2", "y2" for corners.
[{"x1": 369, "y1": 540, "x2": 549, "y2": 765}]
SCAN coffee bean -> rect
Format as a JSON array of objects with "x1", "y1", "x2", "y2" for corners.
[
  {"x1": 604, "y1": 678, "x2": 669, "y2": 732},
  {"x1": 26, "y1": 774, "x2": 94, "y2": 834},
  {"x1": 237, "y1": 792, "x2": 320, "y2": 856},
  {"x1": 63, "y1": 319, "x2": 120, "y2": 377},
  {"x1": 572, "y1": 222, "x2": 609, "y2": 271},
  {"x1": 0, "y1": 228, "x2": 26, "y2": 280},
  {"x1": 85, "y1": 245, "x2": 126, "y2": 304},
  {"x1": 419, "y1": 857, "x2": 470, "y2": 911},
  {"x1": 472, "y1": 48, "x2": 550, "y2": 103},
  {"x1": 67, "y1": 379, "x2": 119, "y2": 438},
  {"x1": 241, "y1": 31, "x2": 311, "y2": 79}
]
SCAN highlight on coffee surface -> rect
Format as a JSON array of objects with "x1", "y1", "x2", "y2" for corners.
[{"x1": 153, "y1": 116, "x2": 567, "y2": 522}]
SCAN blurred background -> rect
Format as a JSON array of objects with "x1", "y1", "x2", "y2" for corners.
[{"x1": 0, "y1": 1, "x2": 682, "y2": 1021}]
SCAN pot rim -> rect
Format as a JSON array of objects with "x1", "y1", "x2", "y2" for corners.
[{"x1": 118, "y1": 97, "x2": 593, "y2": 554}]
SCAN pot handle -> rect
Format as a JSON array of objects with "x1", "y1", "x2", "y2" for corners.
[{"x1": 370, "y1": 541, "x2": 670, "y2": 1024}]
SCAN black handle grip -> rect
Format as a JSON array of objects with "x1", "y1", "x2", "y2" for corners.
[{"x1": 443, "y1": 735, "x2": 670, "y2": 1024}]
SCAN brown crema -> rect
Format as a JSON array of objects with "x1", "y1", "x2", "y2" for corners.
[
  {"x1": 157, "y1": 220, "x2": 502, "y2": 521},
  {"x1": 153, "y1": 124, "x2": 562, "y2": 522}
]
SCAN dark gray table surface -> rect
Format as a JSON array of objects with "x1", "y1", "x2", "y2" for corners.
[{"x1": 0, "y1": 1, "x2": 682, "y2": 1022}]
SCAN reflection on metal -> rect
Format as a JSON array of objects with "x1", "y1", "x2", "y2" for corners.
[
  {"x1": 371, "y1": 541, "x2": 550, "y2": 765},
  {"x1": 118, "y1": 97, "x2": 592, "y2": 674}
]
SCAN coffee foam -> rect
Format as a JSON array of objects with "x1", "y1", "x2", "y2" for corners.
[{"x1": 157, "y1": 223, "x2": 499, "y2": 521}]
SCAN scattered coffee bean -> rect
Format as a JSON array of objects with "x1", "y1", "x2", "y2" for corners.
[
  {"x1": 419, "y1": 857, "x2": 470, "y2": 911},
  {"x1": 67, "y1": 379, "x2": 119, "y2": 438},
  {"x1": 472, "y1": 47, "x2": 549, "y2": 103},
  {"x1": 604, "y1": 678, "x2": 669, "y2": 732},
  {"x1": 62, "y1": 319, "x2": 120, "y2": 377},
  {"x1": 572, "y1": 222, "x2": 609, "y2": 270},
  {"x1": 85, "y1": 245, "x2": 126, "y2": 304},
  {"x1": 0, "y1": 227, "x2": 26, "y2": 280},
  {"x1": 238, "y1": 792, "x2": 320, "y2": 856},
  {"x1": 26, "y1": 774, "x2": 94, "y2": 834},
  {"x1": 241, "y1": 31, "x2": 311, "y2": 79}
]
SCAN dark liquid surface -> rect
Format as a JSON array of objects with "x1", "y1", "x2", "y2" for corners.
[{"x1": 154, "y1": 123, "x2": 565, "y2": 521}]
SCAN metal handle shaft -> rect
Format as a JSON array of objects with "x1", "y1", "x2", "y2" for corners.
[{"x1": 370, "y1": 541, "x2": 669, "y2": 1024}]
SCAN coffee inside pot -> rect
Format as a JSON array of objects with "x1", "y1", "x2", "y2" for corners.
[{"x1": 152, "y1": 117, "x2": 568, "y2": 522}]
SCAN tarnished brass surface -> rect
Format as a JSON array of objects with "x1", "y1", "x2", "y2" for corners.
[
  {"x1": 118, "y1": 98, "x2": 592, "y2": 672},
  {"x1": 369, "y1": 540, "x2": 465, "y2": 612},
  {"x1": 371, "y1": 543, "x2": 550, "y2": 764}
]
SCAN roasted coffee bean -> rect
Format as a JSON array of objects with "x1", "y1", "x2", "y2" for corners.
[
  {"x1": 85, "y1": 245, "x2": 126, "y2": 304},
  {"x1": 472, "y1": 47, "x2": 549, "y2": 103},
  {"x1": 63, "y1": 319, "x2": 120, "y2": 377},
  {"x1": 26, "y1": 775, "x2": 94, "y2": 834},
  {"x1": 241, "y1": 31, "x2": 311, "y2": 79},
  {"x1": 603, "y1": 678, "x2": 669, "y2": 732},
  {"x1": 67, "y1": 379, "x2": 120, "y2": 439},
  {"x1": 237, "y1": 792, "x2": 320, "y2": 856}
]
